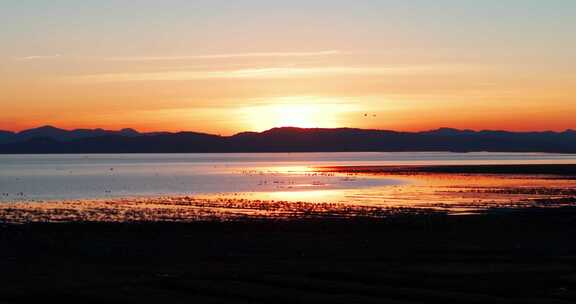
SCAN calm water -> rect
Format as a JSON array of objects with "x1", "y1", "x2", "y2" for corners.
[{"x1": 1, "y1": 152, "x2": 576, "y2": 203}]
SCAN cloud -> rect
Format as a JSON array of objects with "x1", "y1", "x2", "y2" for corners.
[
  {"x1": 105, "y1": 50, "x2": 342, "y2": 61},
  {"x1": 15, "y1": 55, "x2": 62, "y2": 61},
  {"x1": 69, "y1": 65, "x2": 474, "y2": 83}
]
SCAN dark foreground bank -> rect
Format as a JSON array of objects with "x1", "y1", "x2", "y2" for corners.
[{"x1": 2, "y1": 208, "x2": 576, "y2": 303}]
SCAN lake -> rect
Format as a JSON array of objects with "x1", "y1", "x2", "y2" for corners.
[{"x1": 2, "y1": 152, "x2": 576, "y2": 203}]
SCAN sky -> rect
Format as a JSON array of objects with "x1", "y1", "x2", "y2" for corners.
[{"x1": 1, "y1": 0, "x2": 575, "y2": 134}]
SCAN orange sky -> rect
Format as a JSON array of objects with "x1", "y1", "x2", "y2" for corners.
[{"x1": 1, "y1": 1, "x2": 575, "y2": 134}]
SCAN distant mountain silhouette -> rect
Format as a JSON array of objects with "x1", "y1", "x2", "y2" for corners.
[
  {"x1": 1, "y1": 126, "x2": 576, "y2": 154},
  {"x1": 3, "y1": 125, "x2": 144, "y2": 143},
  {"x1": 0, "y1": 130, "x2": 15, "y2": 142}
]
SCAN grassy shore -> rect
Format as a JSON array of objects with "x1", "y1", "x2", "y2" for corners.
[{"x1": 2, "y1": 207, "x2": 576, "y2": 303}]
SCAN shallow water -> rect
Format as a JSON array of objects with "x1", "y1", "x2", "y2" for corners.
[{"x1": 1, "y1": 152, "x2": 576, "y2": 203}]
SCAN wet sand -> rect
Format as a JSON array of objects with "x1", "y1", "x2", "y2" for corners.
[
  {"x1": 1, "y1": 208, "x2": 576, "y2": 303},
  {"x1": 2, "y1": 164, "x2": 576, "y2": 302}
]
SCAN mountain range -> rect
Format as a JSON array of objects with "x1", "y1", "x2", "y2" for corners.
[{"x1": 1, "y1": 125, "x2": 576, "y2": 154}]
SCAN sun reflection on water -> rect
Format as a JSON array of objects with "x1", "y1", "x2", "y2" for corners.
[{"x1": 3, "y1": 168, "x2": 576, "y2": 223}]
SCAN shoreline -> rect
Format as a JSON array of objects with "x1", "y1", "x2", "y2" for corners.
[{"x1": 2, "y1": 164, "x2": 576, "y2": 301}]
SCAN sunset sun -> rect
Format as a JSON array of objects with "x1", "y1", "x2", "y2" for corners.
[{"x1": 241, "y1": 96, "x2": 356, "y2": 131}]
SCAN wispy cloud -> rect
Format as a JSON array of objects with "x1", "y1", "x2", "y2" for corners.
[
  {"x1": 70, "y1": 64, "x2": 477, "y2": 83},
  {"x1": 15, "y1": 55, "x2": 62, "y2": 61},
  {"x1": 105, "y1": 50, "x2": 343, "y2": 61}
]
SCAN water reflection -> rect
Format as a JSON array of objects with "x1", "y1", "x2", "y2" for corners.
[{"x1": 2, "y1": 153, "x2": 576, "y2": 223}]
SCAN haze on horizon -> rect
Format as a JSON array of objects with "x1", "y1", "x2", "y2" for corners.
[{"x1": 2, "y1": 0, "x2": 576, "y2": 135}]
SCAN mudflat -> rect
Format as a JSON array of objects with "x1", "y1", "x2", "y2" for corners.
[
  {"x1": 319, "y1": 164, "x2": 576, "y2": 176},
  {"x1": 1, "y1": 207, "x2": 576, "y2": 303}
]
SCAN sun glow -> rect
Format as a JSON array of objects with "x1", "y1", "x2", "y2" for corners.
[{"x1": 242, "y1": 97, "x2": 357, "y2": 131}]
